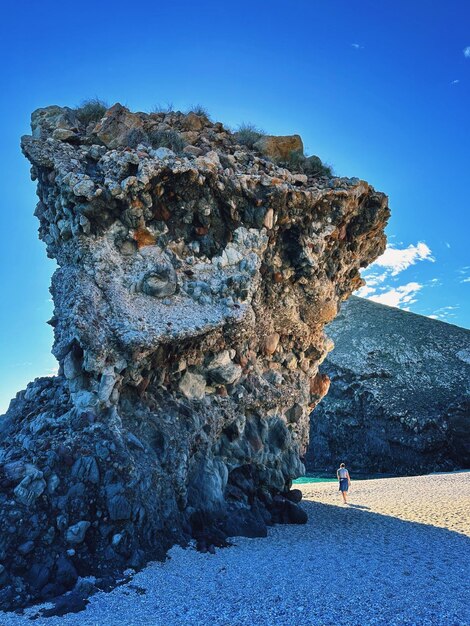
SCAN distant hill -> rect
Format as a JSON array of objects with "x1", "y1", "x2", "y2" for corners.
[{"x1": 306, "y1": 296, "x2": 470, "y2": 475}]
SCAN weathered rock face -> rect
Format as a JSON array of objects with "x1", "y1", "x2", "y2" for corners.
[
  {"x1": 306, "y1": 296, "x2": 470, "y2": 475},
  {"x1": 0, "y1": 103, "x2": 388, "y2": 609}
]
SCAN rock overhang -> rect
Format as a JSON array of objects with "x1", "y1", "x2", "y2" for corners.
[{"x1": 0, "y1": 102, "x2": 389, "y2": 610}]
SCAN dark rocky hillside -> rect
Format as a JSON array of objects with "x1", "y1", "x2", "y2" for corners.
[{"x1": 306, "y1": 296, "x2": 470, "y2": 475}]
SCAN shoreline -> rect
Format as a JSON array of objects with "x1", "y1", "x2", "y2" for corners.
[{"x1": 297, "y1": 467, "x2": 469, "y2": 481}]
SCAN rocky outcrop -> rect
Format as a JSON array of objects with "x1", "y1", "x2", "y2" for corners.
[
  {"x1": 306, "y1": 296, "x2": 470, "y2": 475},
  {"x1": 0, "y1": 103, "x2": 388, "y2": 609}
]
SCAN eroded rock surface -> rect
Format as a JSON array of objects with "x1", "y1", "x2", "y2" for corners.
[
  {"x1": 306, "y1": 296, "x2": 470, "y2": 475},
  {"x1": 0, "y1": 103, "x2": 388, "y2": 609}
]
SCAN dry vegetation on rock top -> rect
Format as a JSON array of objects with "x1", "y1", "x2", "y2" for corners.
[{"x1": 0, "y1": 102, "x2": 389, "y2": 610}]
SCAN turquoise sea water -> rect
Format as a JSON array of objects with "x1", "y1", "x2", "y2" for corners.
[
  {"x1": 293, "y1": 476, "x2": 336, "y2": 484},
  {"x1": 293, "y1": 473, "x2": 398, "y2": 484}
]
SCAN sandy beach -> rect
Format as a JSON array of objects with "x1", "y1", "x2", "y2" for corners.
[
  {"x1": 2, "y1": 471, "x2": 469, "y2": 626},
  {"x1": 301, "y1": 471, "x2": 470, "y2": 535}
]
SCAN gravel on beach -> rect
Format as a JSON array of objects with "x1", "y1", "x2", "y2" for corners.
[{"x1": 2, "y1": 472, "x2": 469, "y2": 626}]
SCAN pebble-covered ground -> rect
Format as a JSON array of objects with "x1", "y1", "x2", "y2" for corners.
[{"x1": 2, "y1": 472, "x2": 469, "y2": 626}]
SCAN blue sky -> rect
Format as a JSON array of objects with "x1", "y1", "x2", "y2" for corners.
[{"x1": 1, "y1": 0, "x2": 469, "y2": 412}]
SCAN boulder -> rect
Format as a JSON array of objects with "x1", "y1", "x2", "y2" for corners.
[
  {"x1": 66, "y1": 521, "x2": 91, "y2": 544},
  {"x1": 31, "y1": 106, "x2": 79, "y2": 139},
  {"x1": 183, "y1": 112, "x2": 206, "y2": 131},
  {"x1": 142, "y1": 265, "x2": 177, "y2": 297},
  {"x1": 223, "y1": 505, "x2": 268, "y2": 538},
  {"x1": 92, "y1": 103, "x2": 144, "y2": 149},
  {"x1": 14, "y1": 471, "x2": 46, "y2": 506},
  {"x1": 310, "y1": 373, "x2": 331, "y2": 398},
  {"x1": 207, "y1": 351, "x2": 242, "y2": 385},
  {"x1": 183, "y1": 145, "x2": 203, "y2": 156},
  {"x1": 107, "y1": 494, "x2": 132, "y2": 521},
  {"x1": 208, "y1": 363, "x2": 242, "y2": 385},
  {"x1": 253, "y1": 134, "x2": 304, "y2": 161},
  {"x1": 284, "y1": 488, "x2": 303, "y2": 503},
  {"x1": 52, "y1": 128, "x2": 78, "y2": 142},
  {"x1": 263, "y1": 332, "x2": 280, "y2": 356},
  {"x1": 71, "y1": 456, "x2": 100, "y2": 484},
  {"x1": 178, "y1": 371, "x2": 207, "y2": 400}
]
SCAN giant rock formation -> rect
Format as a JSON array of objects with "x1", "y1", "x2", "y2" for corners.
[{"x1": 0, "y1": 104, "x2": 388, "y2": 609}]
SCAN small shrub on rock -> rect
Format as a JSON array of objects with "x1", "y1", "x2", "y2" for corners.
[
  {"x1": 152, "y1": 102, "x2": 174, "y2": 114},
  {"x1": 75, "y1": 98, "x2": 108, "y2": 126},
  {"x1": 234, "y1": 123, "x2": 265, "y2": 149},
  {"x1": 125, "y1": 128, "x2": 148, "y2": 148},
  {"x1": 148, "y1": 129, "x2": 186, "y2": 153},
  {"x1": 188, "y1": 104, "x2": 210, "y2": 118}
]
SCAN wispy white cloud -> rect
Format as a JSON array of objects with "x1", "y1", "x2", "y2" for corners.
[
  {"x1": 356, "y1": 242, "x2": 435, "y2": 310},
  {"x1": 351, "y1": 43, "x2": 364, "y2": 50},
  {"x1": 459, "y1": 266, "x2": 470, "y2": 283},
  {"x1": 368, "y1": 282, "x2": 423, "y2": 308},
  {"x1": 451, "y1": 79, "x2": 460, "y2": 85},
  {"x1": 355, "y1": 271, "x2": 388, "y2": 298},
  {"x1": 355, "y1": 284, "x2": 376, "y2": 298},
  {"x1": 357, "y1": 271, "x2": 388, "y2": 289},
  {"x1": 372, "y1": 242, "x2": 434, "y2": 275},
  {"x1": 464, "y1": 46, "x2": 470, "y2": 58}
]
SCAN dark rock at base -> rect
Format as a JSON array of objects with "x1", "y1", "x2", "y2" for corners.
[
  {"x1": 26, "y1": 563, "x2": 51, "y2": 591},
  {"x1": 128, "y1": 549, "x2": 146, "y2": 569},
  {"x1": 223, "y1": 503, "x2": 269, "y2": 538},
  {"x1": 287, "y1": 501, "x2": 308, "y2": 524},
  {"x1": 271, "y1": 497, "x2": 308, "y2": 524},
  {"x1": 107, "y1": 494, "x2": 132, "y2": 521},
  {"x1": 0, "y1": 587, "x2": 13, "y2": 607},
  {"x1": 56, "y1": 556, "x2": 78, "y2": 588},
  {"x1": 446, "y1": 399, "x2": 470, "y2": 461},
  {"x1": 284, "y1": 488, "x2": 303, "y2": 503},
  {"x1": 190, "y1": 510, "x2": 230, "y2": 551},
  {"x1": 40, "y1": 582, "x2": 66, "y2": 600}
]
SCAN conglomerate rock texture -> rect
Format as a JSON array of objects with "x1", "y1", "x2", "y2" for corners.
[
  {"x1": 306, "y1": 296, "x2": 470, "y2": 475},
  {"x1": 0, "y1": 103, "x2": 388, "y2": 609}
]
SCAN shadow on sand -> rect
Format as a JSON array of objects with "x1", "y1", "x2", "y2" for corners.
[
  {"x1": 8, "y1": 498, "x2": 470, "y2": 624},
  {"x1": 299, "y1": 498, "x2": 469, "y2": 543}
]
